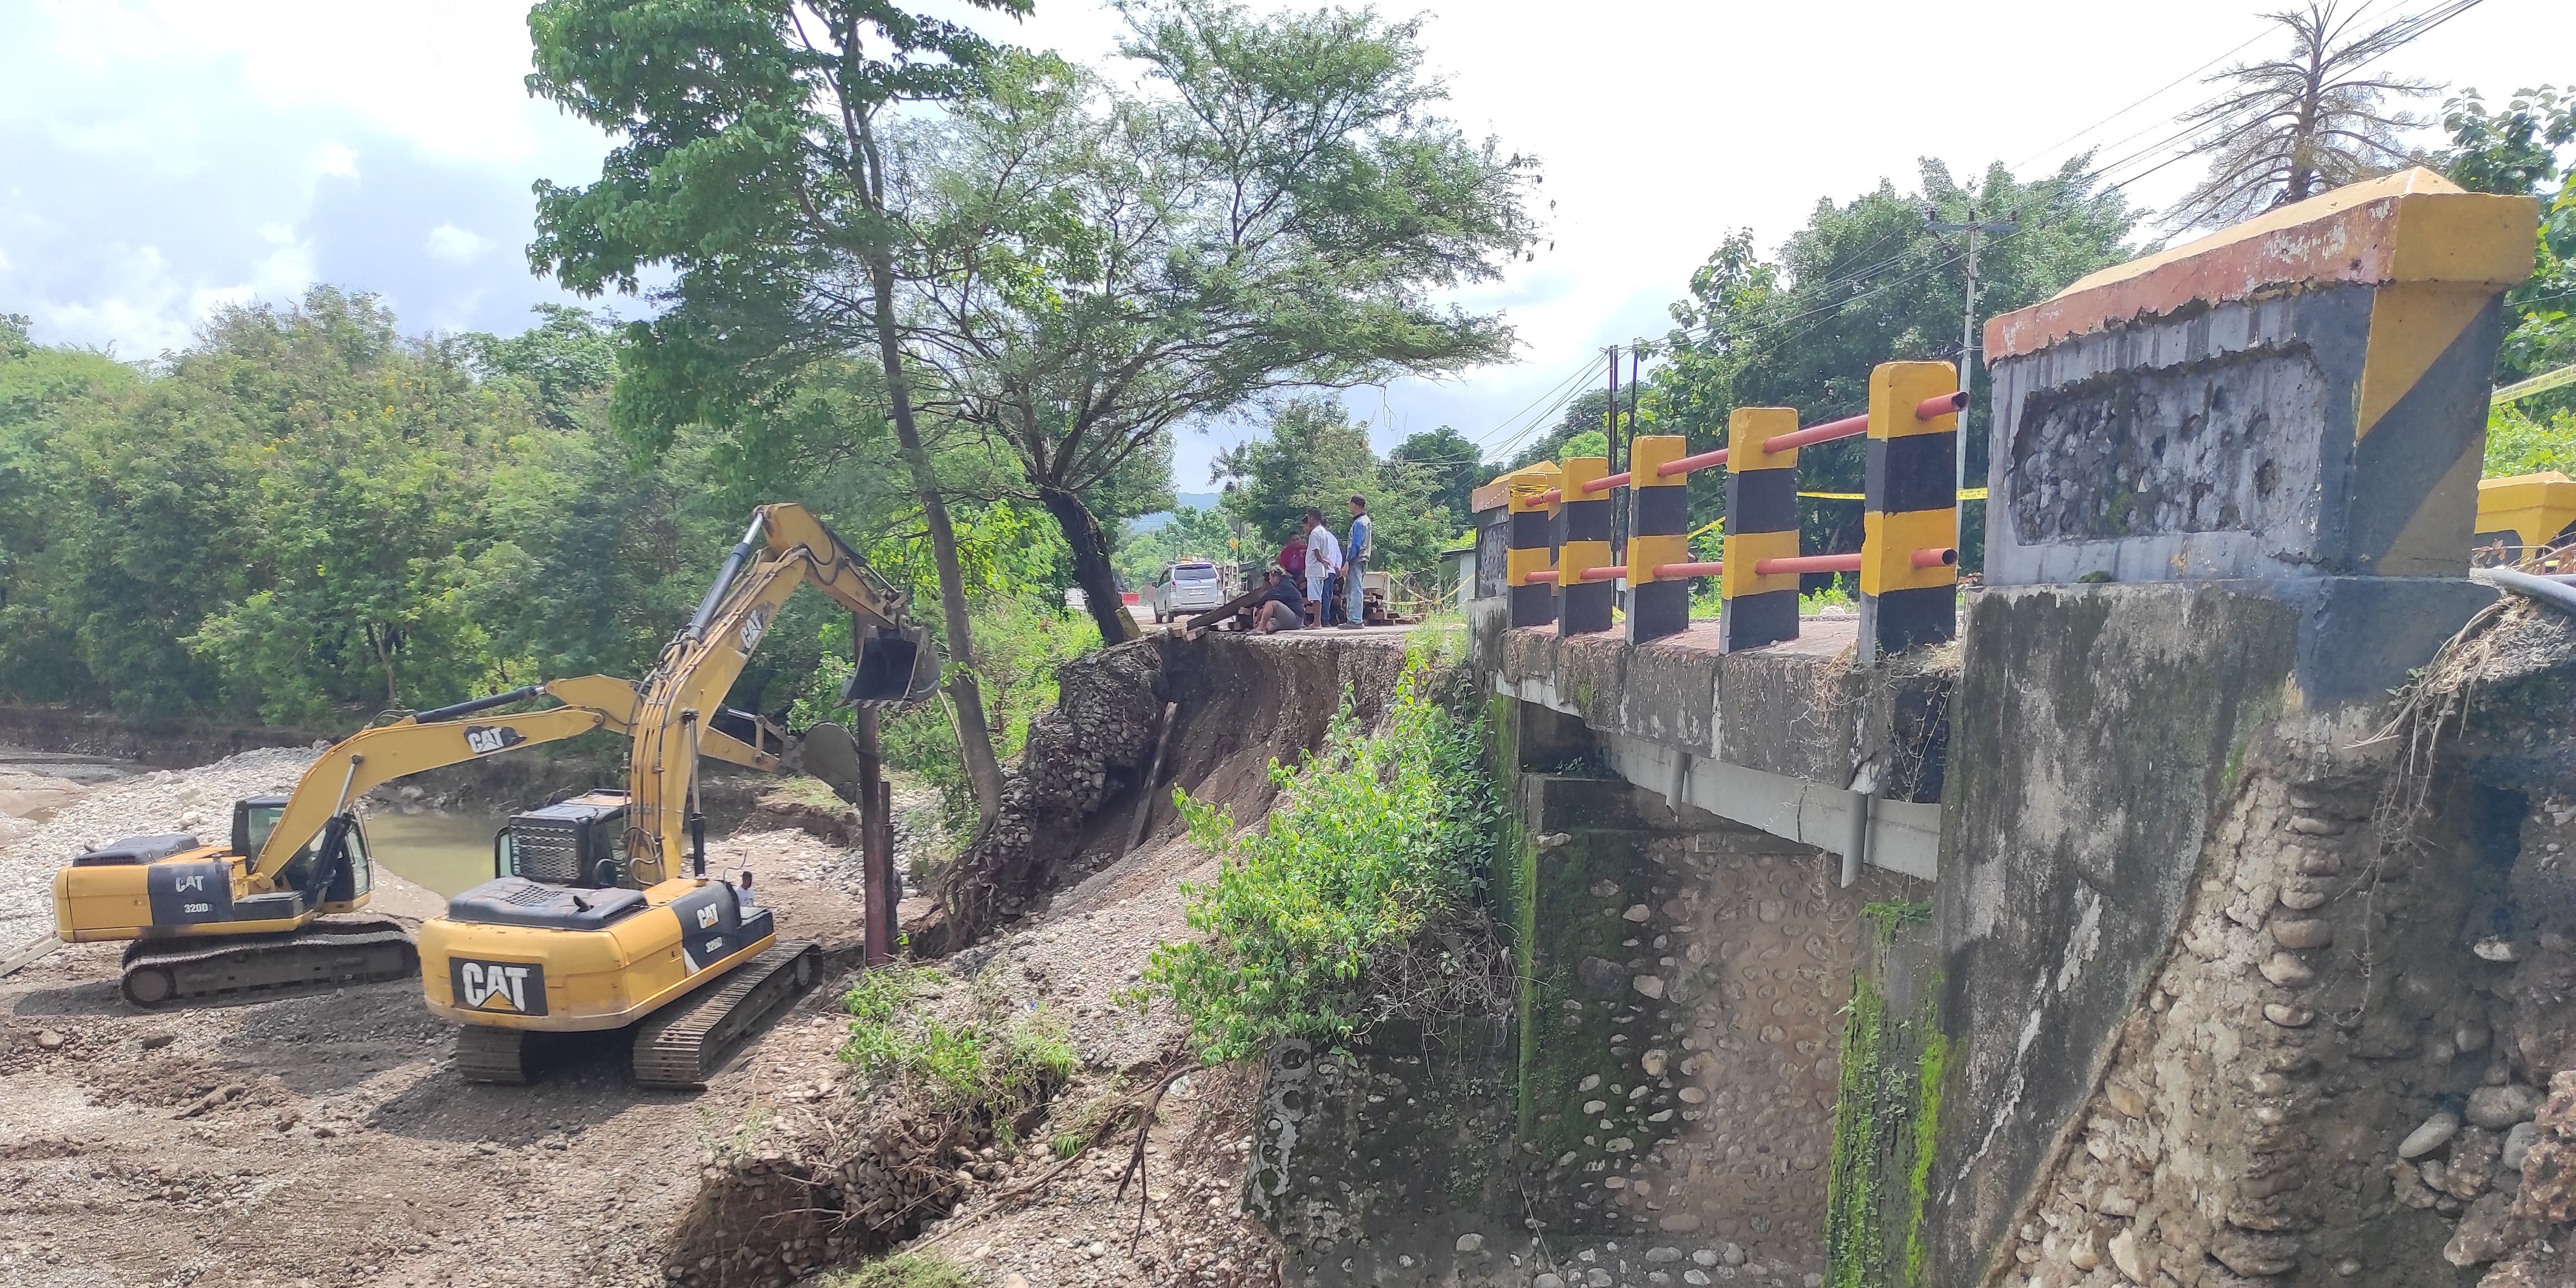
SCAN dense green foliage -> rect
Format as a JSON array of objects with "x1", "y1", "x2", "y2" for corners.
[
  {"x1": 1114, "y1": 504, "x2": 1239, "y2": 588},
  {"x1": 839, "y1": 962, "x2": 1074, "y2": 1138},
  {"x1": 1144, "y1": 650, "x2": 1500, "y2": 1062},
  {"x1": 2444, "y1": 84, "x2": 2576, "y2": 424},
  {"x1": 0, "y1": 293, "x2": 1083, "y2": 746}
]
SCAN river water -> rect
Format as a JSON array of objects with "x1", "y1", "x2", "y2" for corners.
[{"x1": 359, "y1": 810, "x2": 510, "y2": 898}]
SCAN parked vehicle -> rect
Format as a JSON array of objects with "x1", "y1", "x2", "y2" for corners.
[{"x1": 1141, "y1": 560, "x2": 1228, "y2": 623}]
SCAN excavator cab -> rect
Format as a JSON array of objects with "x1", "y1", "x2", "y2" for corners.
[{"x1": 844, "y1": 621, "x2": 940, "y2": 707}]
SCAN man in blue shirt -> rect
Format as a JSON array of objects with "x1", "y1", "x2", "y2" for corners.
[{"x1": 1341, "y1": 495, "x2": 1372, "y2": 629}]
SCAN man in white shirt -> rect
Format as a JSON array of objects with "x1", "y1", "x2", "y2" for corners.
[{"x1": 1301, "y1": 509, "x2": 1341, "y2": 626}]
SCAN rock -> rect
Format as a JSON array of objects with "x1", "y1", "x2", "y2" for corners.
[
  {"x1": 2270, "y1": 919, "x2": 2333, "y2": 949},
  {"x1": 2504, "y1": 1121, "x2": 2539, "y2": 1172},
  {"x1": 2068, "y1": 1227, "x2": 2104, "y2": 1271},
  {"x1": 2211, "y1": 1230, "x2": 2301, "y2": 1277},
  {"x1": 2277, "y1": 879, "x2": 2331, "y2": 910},
  {"x1": 1623, "y1": 904, "x2": 1652, "y2": 922},
  {"x1": 1534, "y1": 1276, "x2": 1565, "y2": 1288},
  {"x1": 1722, "y1": 1244, "x2": 1747, "y2": 1266},
  {"x1": 1584, "y1": 1100, "x2": 1607, "y2": 1114},
  {"x1": 2474, "y1": 936, "x2": 2522, "y2": 963},
  {"x1": 1693, "y1": 1250, "x2": 1718, "y2": 1265},
  {"x1": 2289, "y1": 847, "x2": 2344, "y2": 876},
  {"x1": 1646, "y1": 1246, "x2": 1682, "y2": 1263},
  {"x1": 139, "y1": 1033, "x2": 175, "y2": 1051},
  {"x1": 34, "y1": 1030, "x2": 63, "y2": 1051},
  {"x1": 2457, "y1": 1020, "x2": 2493, "y2": 1053},
  {"x1": 1684, "y1": 1273, "x2": 1710, "y2": 1286},
  {"x1": 1641, "y1": 1049, "x2": 1668, "y2": 1077},
  {"x1": 1576, "y1": 957, "x2": 1626, "y2": 994},
  {"x1": 2469, "y1": 1085, "x2": 2544, "y2": 1130},
  {"x1": 1536, "y1": 833, "x2": 1572, "y2": 849},
  {"x1": 1588, "y1": 881, "x2": 1620, "y2": 897},
  {"x1": 1633, "y1": 975, "x2": 1666, "y2": 999},
  {"x1": 1455, "y1": 1233, "x2": 1485, "y2": 1254},
  {"x1": 2391, "y1": 1160, "x2": 2439, "y2": 1210},
  {"x1": 2263, "y1": 1004, "x2": 2316, "y2": 1028},
  {"x1": 2519, "y1": 1130, "x2": 2576, "y2": 1223},
  {"x1": 1004, "y1": 1276, "x2": 1032, "y2": 1288},
  {"x1": 2259, "y1": 953, "x2": 2316, "y2": 988},
  {"x1": 2444, "y1": 1193, "x2": 2517, "y2": 1267},
  {"x1": 1656, "y1": 1214, "x2": 1700, "y2": 1232},
  {"x1": 2401, "y1": 1111, "x2": 2462, "y2": 1159},
  {"x1": 2105, "y1": 1083, "x2": 2147, "y2": 1118},
  {"x1": 2444, "y1": 1128, "x2": 2502, "y2": 1199},
  {"x1": 2107, "y1": 1227, "x2": 2146, "y2": 1282},
  {"x1": 1579, "y1": 1074, "x2": 1602, "y2": 1091}
]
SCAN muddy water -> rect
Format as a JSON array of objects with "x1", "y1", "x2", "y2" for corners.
[{"x1": 361, "y1": 809, "x2": 508, "y2": 898}]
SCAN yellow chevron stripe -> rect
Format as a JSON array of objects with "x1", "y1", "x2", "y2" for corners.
[{"x1": 2357, "y1": 283, "x2": 2490, "y2": 441}]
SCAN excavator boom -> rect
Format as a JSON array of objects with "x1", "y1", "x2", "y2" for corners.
[{"x1": 625, "y1": 504, "x2": 938, "y2": 884}]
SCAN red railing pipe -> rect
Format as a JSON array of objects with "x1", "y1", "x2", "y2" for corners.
[
  {"x1": 1655, "y1": 447, "x2": 1728, "y2": 477},
  {"x1": 1522, "y1": 570, "x2": 1559, "y2": 585},
  {"x1": 1754, "y1": 552, "x2": 1865, "y2": 576},
  {"x1": 1578, "y1": 565, "x2": 1626, "y2": 581},
  {"x1": 1652, "y1": 561, "x2": 1724, "y2": 578},
  {"x1": 1579, "y1": 471, "x2": 1632, "y2": 495},
  {"x1": 1530, "y1": 487, "x2": 1563, "y2": 506},
  {"x1": 1911, "y1": 546, "x2": 1959, "y2": 568},
  {"x1": 1757, "y1": 392, "x2": 1970, "y2": 458}
]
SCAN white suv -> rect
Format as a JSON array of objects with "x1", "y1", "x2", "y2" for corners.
[{"x1": 1143, "y1": 560, "x2": 1227, "y2": 623}]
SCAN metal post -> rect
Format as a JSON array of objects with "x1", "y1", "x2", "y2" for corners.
[
  {"x1": 856, "y1": 710, "x2": 892, "y2": 968},
  {"x1": 1928, "y1": 207, "x2": 2018, "y2": 499}
]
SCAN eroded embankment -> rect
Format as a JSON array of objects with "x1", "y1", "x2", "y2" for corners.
[{"x1": 664, "y1": 626, "x2": 1415, "y2": 1288}]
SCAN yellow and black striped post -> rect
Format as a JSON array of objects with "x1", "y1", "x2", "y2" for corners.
[
  {"x1": 1720, "y1": 408, "x2": 1802, "y2": 652},
  {"x1": 1626, "y1": 435, "x2": 1693, "y2": 643},
  {"x1": 1505, "y1": 464, "x2": 1562, "y2": 628},
  {"x1": 1860, "y1": 363, "x2": 1961, "y2": 660},
  {"x1": 1557, "y1": 456, "x2": 1615, "y2": 634}
]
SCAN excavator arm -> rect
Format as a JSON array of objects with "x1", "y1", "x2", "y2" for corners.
[
  {"x1": 247, "y1": 675, "x2": 641, "y2": 889},
  {"x1": 623, "y1": 504, "x2": 939, "y2": 885}
]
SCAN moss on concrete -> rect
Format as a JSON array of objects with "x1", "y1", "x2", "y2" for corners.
[{"x1": 1825, "y1": 903, "x2": 1943, "y2": 1288}]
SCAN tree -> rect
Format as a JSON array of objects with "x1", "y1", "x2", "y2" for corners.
[
  {"x1": 1388, "y1": 426, "x2": 1480, "y2": 519},
  {"x1": 524, "y1": 0, "x2": 1023, "y2": 824},
  {"x1": 1212, "y1": 396, "x2": 1449, "y2": 575},
  {"x1": 898, "y1": 2, "x2": 1539, "y2": 643},
  {"x1": 2443, "y1": 85, "x2": 2575, "y2": 402},
  {"x1": 1653, "y1": 160, "x2": 2136, "y2": 567},
  {"x1": 2164, "y1": 1, "x2": 2467, "y2": 230}
]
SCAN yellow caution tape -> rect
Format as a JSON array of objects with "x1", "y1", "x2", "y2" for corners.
[{"x1": 1799, "y1": 489, "x2": 1989, "y2": 501}]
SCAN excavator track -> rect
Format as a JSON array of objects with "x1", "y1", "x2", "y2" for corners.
[
  {"x1": 118, "y1": 917, "x2": 418, "y2": 1008},
  {"x1": 631, "y1": 940, "x2": 821, "y2": 1090},
  {"x1": 454, "y1": 1024, "x2": 536, "y2": 1085}
]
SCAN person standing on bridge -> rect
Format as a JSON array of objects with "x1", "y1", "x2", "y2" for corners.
[
  {"x1": 1301, "y1": 509, "x2": 1341, "y2": 627},
  {"x1": 1340, "y1": 495, "x2": 1372, "y2": 629}
]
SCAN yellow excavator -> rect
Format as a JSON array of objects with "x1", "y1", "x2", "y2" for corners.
[
  {"x1": 48, "y1": 675, "x2": 651, "y2": 1007},
  {"x1": 419, "y1": 504, "x2": 937, "y2": 1087}
]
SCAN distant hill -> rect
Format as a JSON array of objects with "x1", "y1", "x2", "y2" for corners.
[{"x1": 1127, "y1": 492, "x2": 1224, "y2": 532}]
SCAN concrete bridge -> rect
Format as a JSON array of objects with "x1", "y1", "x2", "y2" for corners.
[{"x1": 1259, "y1": 169, "x2": 2573, "y2": 1288}]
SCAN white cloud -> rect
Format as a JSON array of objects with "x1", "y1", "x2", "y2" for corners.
[
  {"x1": 0, "y1": 248, "x2": 13, "y2": 273},
  {"x1": 425, "y1": 223, "x2": 489, "y2": 264},
  {"x1": 314, "y1": 143, "x2": 358, "y2": 179}
]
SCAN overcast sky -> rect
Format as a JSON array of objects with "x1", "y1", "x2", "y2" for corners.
[{"x1": 2, "y1": 0, "x2": 2563, "y2": 490}]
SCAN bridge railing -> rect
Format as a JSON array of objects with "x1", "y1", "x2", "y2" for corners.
[{"x1": 1498, "y1": 359, "x2": 1963, "y2": 660}]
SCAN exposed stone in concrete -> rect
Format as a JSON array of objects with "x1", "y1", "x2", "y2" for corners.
[{"x1": 2469, "y1": 1084, "x2": 2544, "y2": 1130}]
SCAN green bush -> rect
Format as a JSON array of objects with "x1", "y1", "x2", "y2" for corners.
[
  {"x1": 840, "y1": 963, "x2": 1075, "y2": 1141},
  {"x1": 1143, "y1": 648, "x2": 1501, "y2": 1062},
  {"x1": 2487, "y1": 402, "x2": 2576, "y2": 477}
]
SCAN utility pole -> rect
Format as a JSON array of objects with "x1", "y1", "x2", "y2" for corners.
[{"x1": 1927, "y1": 206, "x2": 2019, "y2": 497}]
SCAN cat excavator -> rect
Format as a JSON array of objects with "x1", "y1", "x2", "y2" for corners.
[
  {"x1": 47, "y1": 675, "x2": 658, "y2": 1007},
  {"x1": 419, "y1": 504, "x2": 938, "y2": 1088}
]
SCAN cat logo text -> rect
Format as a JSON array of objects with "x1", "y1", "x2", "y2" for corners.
[{"x1": 450, "y1": 958, "x2": 548, "y2": 1016}]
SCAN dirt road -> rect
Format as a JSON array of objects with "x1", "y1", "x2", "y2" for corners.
[{"x1": 0, "y1": 826, "x2": 877, "y2": 1288}]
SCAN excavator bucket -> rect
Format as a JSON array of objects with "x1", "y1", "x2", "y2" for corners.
[
  {"x1": 843, "y1": 622, "x2": 941, "y2": 708},
  {"x1": 802, "y1": 722, "x2": 864, "y2": 804}
]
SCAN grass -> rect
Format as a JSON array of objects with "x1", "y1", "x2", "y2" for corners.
[
  {"x1": 833, "y1": 1251, "x2": 978, "y2": 1288},
  {"x1": 840, "y1": 962, "x2": 1075, "y2": 1147}
]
